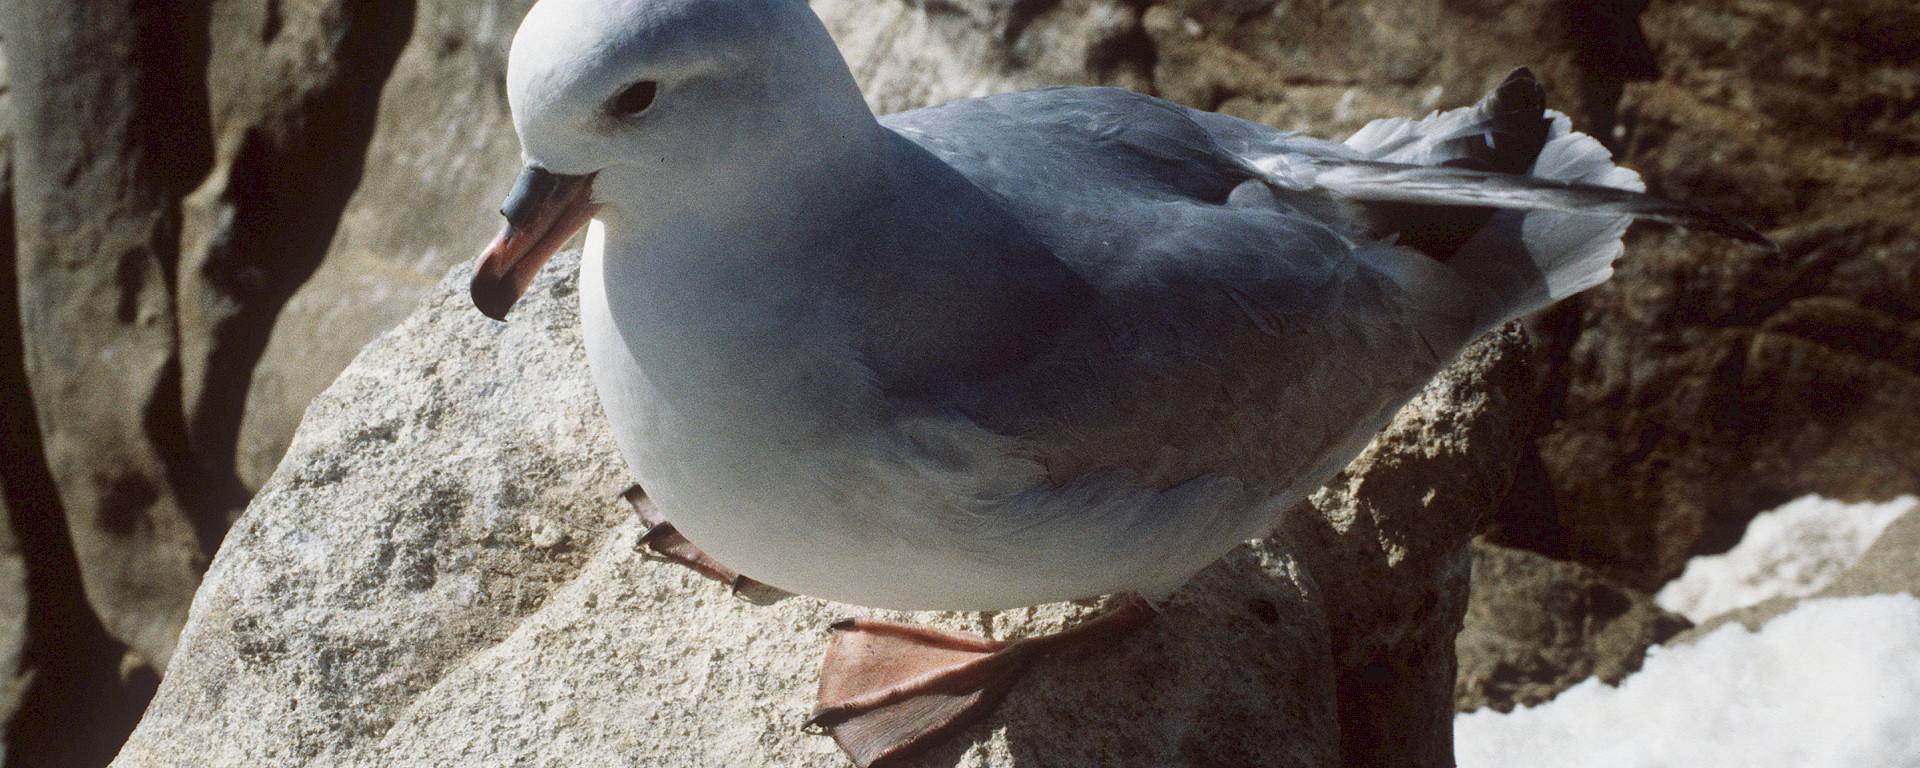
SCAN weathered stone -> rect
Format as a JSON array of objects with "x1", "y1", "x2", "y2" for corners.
[
  {"x1": 232, "y1": 0, "x2": 534, "y2": 490},
  {"x1": 1454, "y1": 540, "x2": 1691, "y2": 713},
  {"x1": 1285, "y1": 323, "x2": 1543, "y2": 767},
  {"x1": 0, "y1": 84, "x2": 31, "y2": 764},
  {"x1": 180, "y1": 0, "x2": 415, "y2": 496},
  {"x1": 1, "y1": 2, "x2": 432, "y2": 763},
  {"x1": 3, "y1": 0, "x2": 215, "y2": 678},
  {"x1": 111, "y1": 250, "x2": 1534, "y2": 767},
  {"x1": 2, "y1": 41, "x2": 168, "y2": 765},
  {"x1": 1525, "y1": 0, "x2": 1920, "y2": 590},
  {"x1": 814, "y1": 0, "x2": 1649, "y2": 136}
]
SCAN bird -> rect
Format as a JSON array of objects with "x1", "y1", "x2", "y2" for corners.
[{"x1": 468, "y1": 0, "x2": 1769, "y2": 764}]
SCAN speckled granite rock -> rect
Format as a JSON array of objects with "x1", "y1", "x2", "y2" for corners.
[{"x1": 109, "y1": 250, "x2": 1539, "y2": 767}]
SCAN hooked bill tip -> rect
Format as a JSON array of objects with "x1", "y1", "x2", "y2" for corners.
[{"x1": 471, "y1": 271, "x2": 517, "y2": 321}]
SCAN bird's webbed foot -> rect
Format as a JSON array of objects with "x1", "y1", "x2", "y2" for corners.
[{"x1": 807, "y1": 594, "x2": 1157, "y2": 767}]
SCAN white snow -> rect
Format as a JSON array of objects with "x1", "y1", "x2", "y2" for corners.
[
  {"x1": 1455, "y1": 593, "x2": 1920, "y2": 768},
  {"x1": 1656, "y1": 494, "x2": 1918, "y2": 621}
]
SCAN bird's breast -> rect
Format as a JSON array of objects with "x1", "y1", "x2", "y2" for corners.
[{"x1": 577, "y1": 232, "x2": 1069, "y2": 606}]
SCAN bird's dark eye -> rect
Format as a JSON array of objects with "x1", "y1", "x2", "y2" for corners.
[{"x1": 612, "y1": 81, "x2": 658, "y2": 116}]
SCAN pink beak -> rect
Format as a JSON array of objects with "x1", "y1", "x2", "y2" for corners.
[{"x1": 471, "y1": 166, "x2": 602, "y2": 320}]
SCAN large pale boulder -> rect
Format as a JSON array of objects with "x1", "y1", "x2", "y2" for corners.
[
  {"x1": 8, "y1": 0, "x2": 1909, "y2": 763},
  {"x1": 111, "y1": 250, "x2": 1538, "y2": 767}
]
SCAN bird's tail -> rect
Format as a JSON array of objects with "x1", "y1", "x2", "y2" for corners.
[{"x1": 1321, "y1": 68, "x2": 1769, "y2": 328}]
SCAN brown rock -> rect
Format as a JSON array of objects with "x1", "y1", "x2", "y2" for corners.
[
  {"x1": 1455, "y1": 540, "x2": 1691, "y2": 713},
  {"x1": 1513, "y1": 0, "x2": 1920, "y2": 589},
  {"x1": 0, "y1": 1, "x2": 434, "y2": 763},
  {"x1": 4, "y1": 0, "x2": 215, "y2": 677},
  {"x1": 179, "y1": 0, "x2": 416, "y2": 494},
  {"x1": 0, "y1": 29, "x2": 169, "y2": 767},
  {"x1": 1536, "y1": 220, "x2": 1920, "y2": 592},
  {"x1": 1286, "y1": 324, "x2": 1543, "y2": 767}
]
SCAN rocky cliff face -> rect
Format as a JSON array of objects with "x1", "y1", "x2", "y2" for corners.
[
  {"x1": 1526, "y1": 0, "x2": 1920, "y2": 589},
  {"x1": 2, "y1": 2, "x2": 527, "y2": 763},
  {"x1": 2, "y1": 0, "x2": 1915, "y2": 764}
]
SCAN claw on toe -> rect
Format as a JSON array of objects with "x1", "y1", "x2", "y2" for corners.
[
  {"x1": 800, "y1": 708, "x2": 839, "y2": 733},
  {"x1": 621, "y1": 485, "x2": 790, "y2": 603},
  {"x1": 731, "y1": 574, "x2": 793, "y2": 605}
]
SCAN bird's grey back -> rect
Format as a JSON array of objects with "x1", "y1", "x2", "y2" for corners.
[{"x1": 869, "y1": 87, "x2": 1454, "y2": 492}]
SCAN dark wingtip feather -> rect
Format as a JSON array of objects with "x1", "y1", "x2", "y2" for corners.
[
  {"x1": 1694, "y1": 210, "x2": 1778, "y2": 250},
  {"x1": 1444, "y1": 67, "x2": 1551, "y2": 176},
  {"x1": 1485, "y1": 68, "x2": 1549, "y2": 170},
  {"x1": 1651, "y1": 198, "x2": 1777, "y2": 250}
]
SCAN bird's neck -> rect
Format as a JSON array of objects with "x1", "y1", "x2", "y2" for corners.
[
  {"x1": 593, "y1": 116, "x2": 897, "y2": 269},
  {"x1": 580, "y1": 126, "x2": 901, "y2": 423}
]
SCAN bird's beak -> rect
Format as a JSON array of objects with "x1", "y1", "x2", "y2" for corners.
[{"x1": 471, "y1": 166, "x2": 602, "y2": 320}]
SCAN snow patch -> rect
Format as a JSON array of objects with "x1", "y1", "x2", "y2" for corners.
[
  {"x1": 1456, "y1": 593, "x2": 1920, "y2": 768},
  {"x1": 1656, "y1": 495, "x2": 1917, "y2": 621}
]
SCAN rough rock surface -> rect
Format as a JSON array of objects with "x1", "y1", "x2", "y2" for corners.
[
  {"x1": 3, "y1": 0, "x2": 217, "y2": 677},
  {"x1": 1513, "y1": 0, "x2": 1920, "y2": 589},
  {"x1": 1455, "y1": 540, "x2": 1691, "y2": 713},
  {"x1": 230, "y1": 0, "x2": 535, "y2": 490},
  {"x1": 110, "y1": 252, "x2": 1535, "y2": 767},
  {"x1": 7, "y1": 0, "x2": 1917, "y2": 763},
  {"x1": 1, "y1": 2, "x2": 512, "y2": 761},
  {"x1": 1284, "y1": 324, "x2": 1542, "y2": 767}
]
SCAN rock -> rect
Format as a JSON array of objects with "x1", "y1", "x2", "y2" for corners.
[
  {"x1": 3, "y1": 0, "x2": 217, "y2": 679},
  {"x1": 813, "y1": 0, "x2": 1643, "y2": 136},
  {"x1": 1454, "y1": 540, "x2": 1691, "y2": 713},
  {"x1": 180, "y1": 0, "x2": 417, "y2": 494},
  {"x1": 1654, "y1": 494, "x2": 1916, "y2": 621},
  {"x1": 0, "y1": 39, "x2": 169, "y2": 765},
  {"x1": 0, "y1": 50, "x2": 27, "y2": 752},
  {"x1": 1284, "y1": 324, "x2": 1544, "y2": 767},
  {"x1": 110, "y1": 251, "x2": 1533, "y2": 767},
  {"x1": 231, "y1": 0, "x2": 535, "y2": 490},
  {"x1": 0, "y1": 2, "x2": 483, "y2": 762},
  {"x1": 1818, "y1": 500, "x2": 1920, "y2": 601},
  {"x1": 1522, "y1": 0, "x2": 1920, "y2": 589}
]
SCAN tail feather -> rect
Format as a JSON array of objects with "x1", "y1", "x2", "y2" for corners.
[
  {"x1": 1346, "y1": 67, "x2": 1552, "y2": 176},
  {"x1": 1337, "y1": 68, "x2": 1554, "y2": 260},
  {"x1": 1314, "y1": 161, "x2": 1771, "y2": 246},
  {"x1": 1308, "y1": 68, "x2": 1771, "y2": 328}
]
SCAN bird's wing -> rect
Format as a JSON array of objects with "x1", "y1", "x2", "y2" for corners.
[{"x1": 872, "y1": 88, "x2": 1464, "y2": 493}]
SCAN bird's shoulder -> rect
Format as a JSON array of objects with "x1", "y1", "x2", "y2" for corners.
[
  {"x1": 862, "y1": 90, "x2": 1446, "y2": 490},
  {"x1": 882, "y1": 86, "x2": 1247, "y2": 206},
  {"x1": 879, "y1": 87, "x2": 1371, "y2": 308}
]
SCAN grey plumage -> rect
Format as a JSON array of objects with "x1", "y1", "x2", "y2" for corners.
[{"x1": 490, "y1": 0, "x2": 1767, "y2": 610}]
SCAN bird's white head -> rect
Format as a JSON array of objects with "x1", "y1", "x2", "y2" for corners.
[{"x1": 471, "y1": 0, "x2": 878, "y2": 318}]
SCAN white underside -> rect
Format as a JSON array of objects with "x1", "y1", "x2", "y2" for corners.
[{"x1": 579, "y1": 223, "x2": 1284, "y2": 610}]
